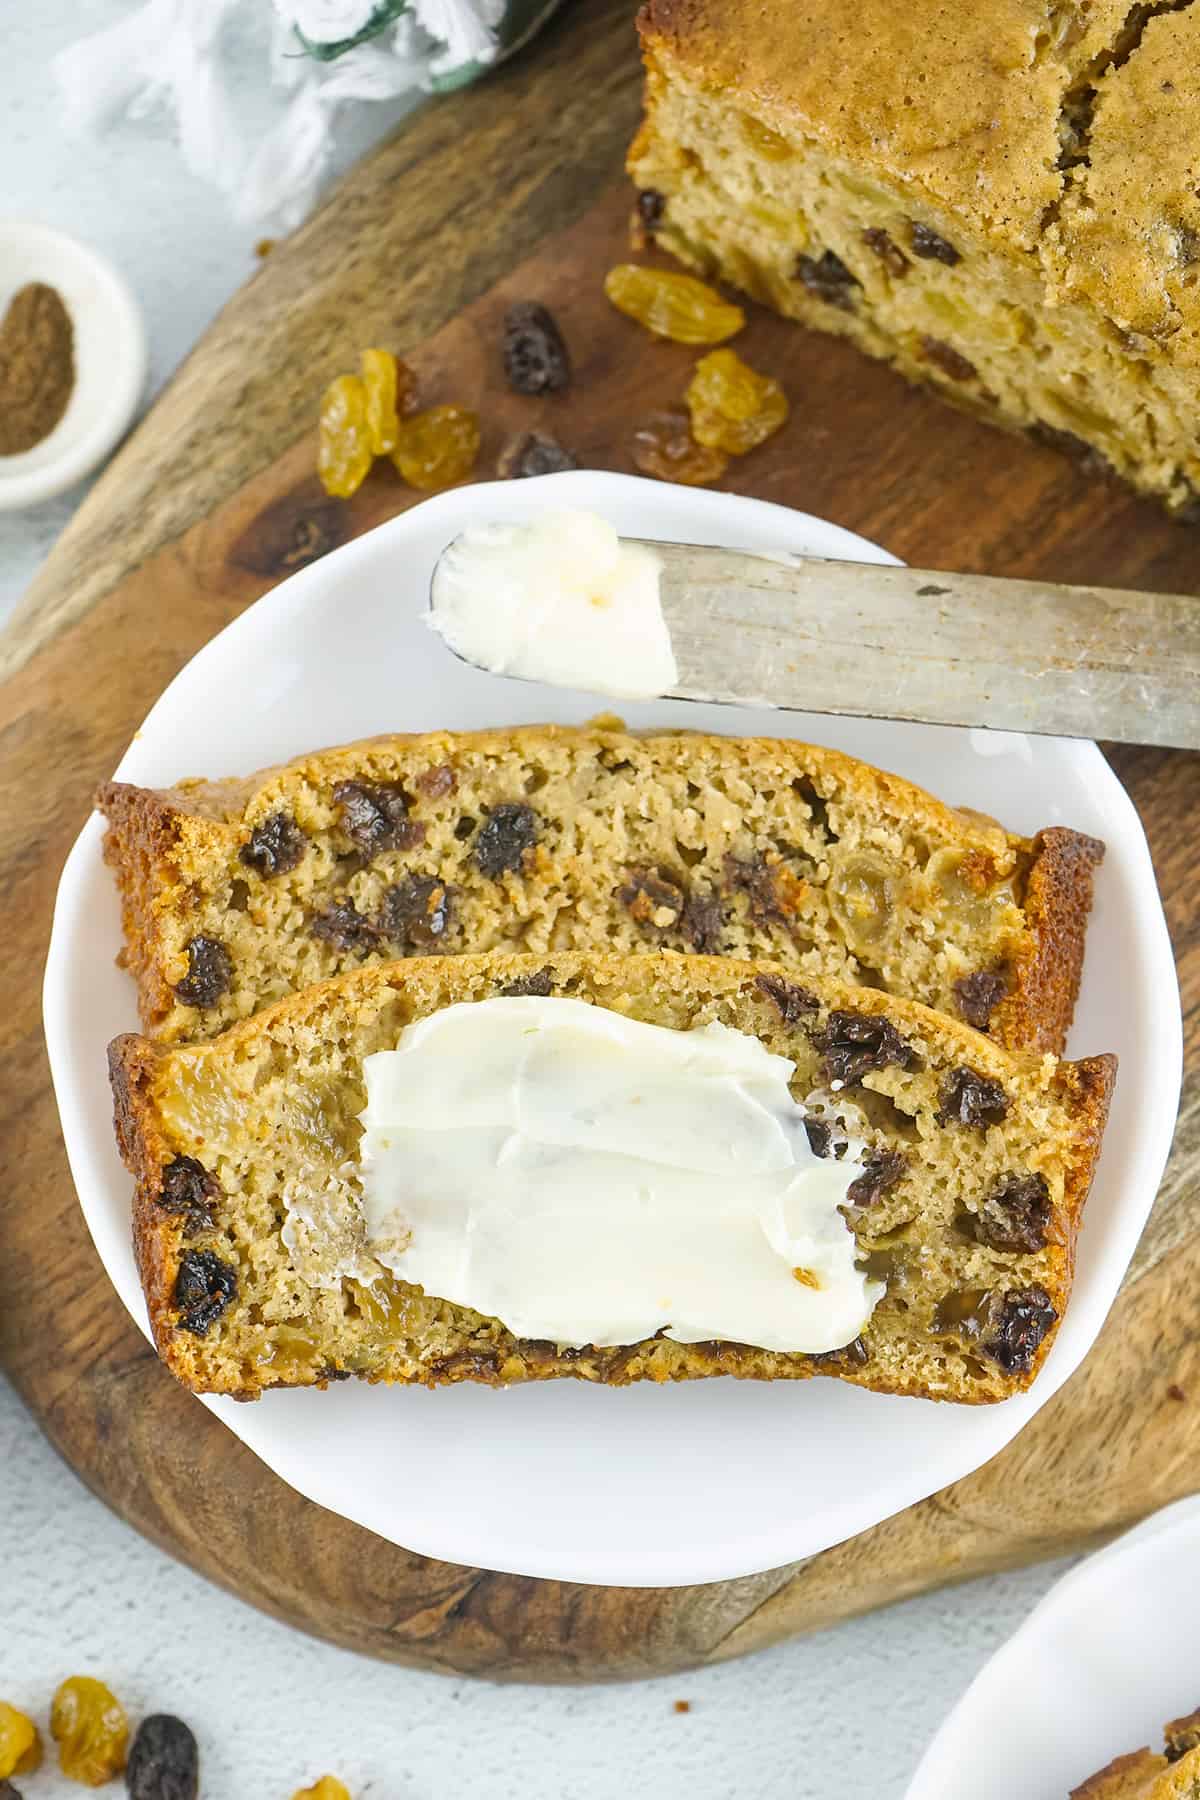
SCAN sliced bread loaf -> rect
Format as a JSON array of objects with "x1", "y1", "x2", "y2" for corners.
[
  {"x1": 99, "y1": 722, "x2": 1102, "y2": 1052},
  {"x1": 1072, "y1": 1710, "x2": 1200, "y2": 1798},
  {"x1": 108, "y1": 949, "x2": 1114, "y2": 1403}
]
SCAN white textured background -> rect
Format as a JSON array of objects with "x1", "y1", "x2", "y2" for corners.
[{"x1": 3, "y1": 7, "x2": 1071, "y2": 1795}]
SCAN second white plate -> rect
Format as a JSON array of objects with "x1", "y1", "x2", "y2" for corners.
[
  {"x1": 906, "y1": 1497, "x2": 1200, "y2": 1799},
  {"x1": 44, "y1": 471, "x2": 1180, "y2": 1585}
]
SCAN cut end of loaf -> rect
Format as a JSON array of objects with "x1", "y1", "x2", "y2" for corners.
[{"x1": 630, "y1": 5, "x2": 1200, "y2": 512}]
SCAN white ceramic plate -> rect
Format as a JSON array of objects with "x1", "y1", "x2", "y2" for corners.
[
  {"x1": 44, "y1": 471, "x2": 1180, "y2": 1587},
  {"x1": 905, "y1": 1496, "x2": 1200, "y2": 1799}
]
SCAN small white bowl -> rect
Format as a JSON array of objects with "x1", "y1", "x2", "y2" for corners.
[{"x1": 0, "y1": 220, "x2": 147, "y2": 510}]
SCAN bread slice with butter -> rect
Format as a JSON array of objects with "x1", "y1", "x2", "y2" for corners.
[
  {"x1": 98, "y1": 722, "x2": 1102, "y2": 1054},
  {"x1": 108, "y1": 950, "x2": 1114, "y2": 1403}
]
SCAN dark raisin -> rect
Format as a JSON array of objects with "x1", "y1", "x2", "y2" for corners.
[
  {"x1": 954, "y1": 967, "x2": 1008, "y2": 1030},
  {"x1": 910, "y1": 222, "x2": 961, "y2": 264},
  {"x1": 454, "y1": 815, "x2": 477, "y2": 840},
  {"x1": 379, "y1": 875, "x2": 453, "y2": 948},
  {"x1": 637, "y1": 188, "x2": 666, "y2": 228},
  {"x1": 795, "y1": 250, "x2": 859, "y2": 309},
  {"x1": 754, "y1": 972, "x2": 819, "y2": 1024},
  {"x1": 681, "y1": 890, "x2": 723, "y2": 952},
  {"x1": 618, "y1": 866, "x2": 686, "y2": 931},
  {"x1": 239, "y1": 811, "x2": 306, "y2": 877},
  {"x1": 846, "y1": 1150, "x2": 908, "y2": 1207},
  {"x1": 416, "y1": 763, "x2": 456, "y2": 798},
  {"x1": 174, "y1": 1250, "x2": 237, "y2": 1336},
  {"x1": 804, "y1": 1119, "x2": 833, "y2": 1158},
  {"x1": 503, "y1": 300, "x2": 571, "y2": 395},
  {"x1": 812, "y1": 1010, "x2": 915, "y2": 1086},
  {"x1": 1029, "y1": 421, "x2": 1111, "y2": 476},
  {"x1": 310, "y1": 897, "x2": 380, "y2": 952},
  {"x1": 936, "y1": 1066, "x2": 1009, "y2": 1129},
  {"x1": 962, "y1": 1172, "x2": 1052, "y2": 1252},
  {"x1": 809, "y1": 1335, "x2": 869, "y2": 1366},
  {"x1": 723, "y1": 852, "x2": 804, "y2": 928},
  {"x1": 333, "y1": 780, "x2": 424, "y2": 855},
  {"x1": 982, "y1": 1284, "x2": 1056, "y2": 1374},
  {"x1": 126, "y1": 1714, "x2": 199, "y2": 1800},
  {"x1": 920, "y1": 336, "x2": 977, "y2": 381},
  {"x1": 862, "y1": 226, "x2": 909, "y2": 276},
  {"x1": 474, "y1": 803, "x2": 539, "y2": 878},
  {"x1": 173, "y1": 936, "x2": 232, "y2": 1008},
  {"x1": 500, "y1": 966, "x2": 554, "y2": 997},
  {"x1": 497, "y1": 430, "x2": 580, "y2": 479},
  {"x1": 157, "y1": 1157, "x2": 218, "y2": 1235}
]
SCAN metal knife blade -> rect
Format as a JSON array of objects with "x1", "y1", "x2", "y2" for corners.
[{"x1": 630, "y1": 541, "x2": 1199, "y2": 749}]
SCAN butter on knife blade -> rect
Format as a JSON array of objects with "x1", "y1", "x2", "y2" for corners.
[{"x1": 428, "y1": 509, "x2": 1200, "y2": 749}]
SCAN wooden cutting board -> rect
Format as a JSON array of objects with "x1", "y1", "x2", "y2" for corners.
[{"x1": 1, "y1": 0, "x2": 1197, "y2": 1682}]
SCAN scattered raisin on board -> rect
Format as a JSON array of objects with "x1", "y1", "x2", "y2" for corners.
[
  {"x1": 392, "y1": 405, "x2": 480, "y2": 491},
  {"x1": 632, "y1": 411, "x2": 728, "y2": 486},
  {"x1": 686, "y1": 349, "x2": 788, "y2": 455},
  {"x1": 497, "y1": 431, "x2": 579, "y2": 479},
  {"x1": 604, "y1": 264, "x2": 744, "y2": 345},
  {"x1": 318, "y1": 374, "x2": 374, "y2": 499},
  {"x1": 503, "y1": 301, "x2": 571, "y2": 394}
]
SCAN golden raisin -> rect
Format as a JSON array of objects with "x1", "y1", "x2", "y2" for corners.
[
  {"x1": 0, "y1": 1704, "x2": 42, "y2": 1778},
  {"x1": 604, "y1": 264, "x2": 744, "y2": 345},
  {"x1": 685, "y1": 349, "x2": 789, "y2": 455},
  {"x1": 632, "y1": 411, "x2": 729, "y2": 485},
  {"x1": 317, "y1": 375, "x2": 373, "y2": 500},
  {"x1": 741, "y1": 115, "x2": 793, "y2": 160},
  {"x1": 360, "y1": 349, "x2": 401, "y2": 455},
  {"x1": 50, "y1": 1678, "x2": 128, "y2": 1786},
  {"x1": 392, "y1": 405, "x2": 480, "y2": 491},
  {"x1": 292, "y1": 1778, "x2": 352, "y2": 1800}
]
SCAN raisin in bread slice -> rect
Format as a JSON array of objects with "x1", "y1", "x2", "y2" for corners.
[
  {"x1": 1072, "y1": 1711, "x2": 1200, "y2": 1798},
  {"x1": 98, "y1": 722, "x2": 1102, "y2": 1052},
  {"x1": 108, "y1": 949, "x2": 1114, "y2": 1403},
  {"x1": 629, "y1": 0, "x2": 1200, "y2": 513}
]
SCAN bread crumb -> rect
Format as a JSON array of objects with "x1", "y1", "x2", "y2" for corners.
[
  {"x1": 673, "y1": 1700, "x2": 691, "y2": 1714},
  {"x1": 1168, "y1": 1383, "x2": 1187, "y2": 1402}
]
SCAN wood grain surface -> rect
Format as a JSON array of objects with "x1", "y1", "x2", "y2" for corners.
[{"x1": 1, "y1": 0, "x2": 1197, "y2": 1681}]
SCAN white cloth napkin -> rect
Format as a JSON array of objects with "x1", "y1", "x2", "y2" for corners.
[{"x1": 53, "y1": 0, "x2": 521, "y2": 230}]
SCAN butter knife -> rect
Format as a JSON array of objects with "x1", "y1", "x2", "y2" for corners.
[{"x1": 431, "y1": 535, "x2": 1200, "y2": 749}]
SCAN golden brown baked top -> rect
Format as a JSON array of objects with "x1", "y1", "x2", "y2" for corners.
[{"x1": 639, "y1": 0, "x2": 1200, "y2": 360}]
